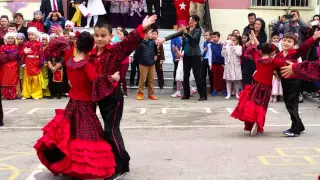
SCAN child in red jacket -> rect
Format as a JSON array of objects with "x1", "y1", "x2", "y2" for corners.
[{"x1": 275, "y1": 31, "x2": 320, "y2": 137}]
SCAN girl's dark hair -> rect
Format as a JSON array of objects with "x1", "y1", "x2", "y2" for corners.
[
  {"x1": 190, "y1": 15, "x2": 200, "y2": 28},
  {"x1": 0, "y1": 15, "x2": 9, "y2": 21},
  {"x1": 122, "y1": 29, "x2": 129, "y2": 37},
  {"x1": 260, "y1": 43, "x2": 274, "y2": 55},
  {"x1": 242, "y1": 33, "x2": 250, "y2": 43},
  {"x1": 94, "y1": 22, "x2": 113, "y2": 35},
  {"x1": 271, "y1": 31, "x2": 279, "y2": 38},
  {"x1": 232, "y1": 34, "x2": 242, "y2": 46},
  {"x1": 283, "y1": 32, "x2": 298, "y2": 44},
  {"x1": 50, "y1": 11, "x2": 61, "y2": 21},
  {"x1": 232, "y1": 29, "x2": 240, "y2": 34},
  {"x1": 254, "y1": 18, "x2": 267, "y2": 41},
  {"x1": 77, "y1": 32, "x2": 94, "y2": 53},
  {"x1": 14, "y1": 13, "x2": 24, "y2": 19}
]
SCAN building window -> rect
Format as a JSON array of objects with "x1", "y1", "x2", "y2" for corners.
[{"x1": 251, "y1": 0, "x2": 309, "y2": 7}]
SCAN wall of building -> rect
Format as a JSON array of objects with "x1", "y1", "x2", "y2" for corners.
[
  {"x1": 209, "y1": 0, "x2": 318, "y2": 40},
  {"x1": 0, "y1": 0, "x2": 70, "y2": 21}
]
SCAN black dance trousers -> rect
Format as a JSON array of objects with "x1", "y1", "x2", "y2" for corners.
[
  {"x1": 242, "y1": 59, "x2": 256, "y2": 86},
  {"x1": 183, "y1": 55, "x2": 206, "y2": 98},
  {"x1": 281, "y1": 78, "x2": 305, "y2": 134},
  {"x1": 98, "y1": 88, "x2": 130, "y2": 173}
]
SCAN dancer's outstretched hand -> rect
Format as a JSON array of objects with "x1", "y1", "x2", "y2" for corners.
[
  {"x1": 280, "y1": 61, "x2": 294, "y2": 78},
  {"x1": 111, "y1": 71, "x2": 120, "y2": 82},
  {"x1": 142, "y1": 15, "x2": 157, "y2": 30},
  {"x1": 156, "y1": 37, "x2": 166, "y2": 45}
]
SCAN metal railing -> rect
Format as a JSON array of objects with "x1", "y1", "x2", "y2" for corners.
[{"x1": 251, "y1": 0, "x2": 310, "y2": 7}]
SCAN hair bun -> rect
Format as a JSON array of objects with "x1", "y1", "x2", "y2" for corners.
[{"x1": 76, "y1": 31, "x2": 94, "y2": 53}]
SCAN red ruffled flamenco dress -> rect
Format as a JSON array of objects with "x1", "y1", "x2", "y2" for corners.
[
  {"x1": 231, "y1": 82, "x2": 272, "y2": 133},
  {"x1": 34, "y1": 47, "x2": 117, "y2": 179},
  {"x1": 231, "y1": 44, "x2": 285, "y2": 133}
]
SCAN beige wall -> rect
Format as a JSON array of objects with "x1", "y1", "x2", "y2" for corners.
[
  {"x1": 0, "y1": 2, "x2": 40, "y2": 21},
  {"x1": 210, "y1": 8, "x2": 318, "y2": 40}
]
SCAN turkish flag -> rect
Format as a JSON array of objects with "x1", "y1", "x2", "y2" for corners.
[{"x1": 174, "y1": 0, "x2": 190, "y2": 26}]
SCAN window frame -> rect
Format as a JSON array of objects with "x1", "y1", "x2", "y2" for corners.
[{"x1": 250, "y1": 0, "x2": 313, "y2": 10}]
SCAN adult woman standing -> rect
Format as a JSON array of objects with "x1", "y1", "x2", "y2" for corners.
[
  {"x1": 242, "y1": 18, "x2": 267, "y2": 86},
  {"x1": 0, "y1": 15, "x2": 9, "y2": 45},
  {"x1": 158, "y1": 15, "x2": 206, "y2": 101}
]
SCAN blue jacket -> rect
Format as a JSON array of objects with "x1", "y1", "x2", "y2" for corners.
[
  {"x1": 44, "y1": 17, "x2": 66, "y2": 34},
  {"x1": 135, "y1": 40, "x2": 157, "y2": 66},
  {"x1": 170, "y1": 37, "x2": 182, "y2": 60},
  {"x1": 201, "y1": 41, "x2": 212, "y2": 59},
  {"x1": 209, "y1": 43, "x2": 224, "y2": 66}
]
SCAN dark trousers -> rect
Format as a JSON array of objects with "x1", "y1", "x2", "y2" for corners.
[
  {"x1": 281, "y1": 78, "x2": 305, "y2": 134},
  {"x1": 173, "y1": 61, "x2": 179, "y2": 85},
  {"x1": 146, "y1": 0, "x2": 160, "y2": 26},
  {"x1": 130, "y1": 60, "x2": 140, "y2": 86},
  {"x1": 0, "y1": 89, "x2": 3, "y2": 125},
  {"x1": 155, "y1": 59, "x2": 164, "y2": 87},
  {"x1": 98, "y1": 89, "x2": 130, "y2": 173},
  {"x1": 48, "y1": 71, "x2": 63, "y2": 97},
  {"x1": 183, "y1": 55, "x2": 206, "y2": 98},
  {"x1": 201, "y1": 59, "x2": 213, "y2": 92},
  {"x1": 242, "y1": 59, "x2": 256, "y2": 86}
]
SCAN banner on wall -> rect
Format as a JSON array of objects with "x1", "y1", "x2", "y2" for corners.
[{"x1": 174, "y1": 0, "x2": 190, "y2": 25}]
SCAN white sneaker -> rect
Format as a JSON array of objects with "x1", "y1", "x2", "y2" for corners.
[
  {"x1": 225, "y1": 96, "x2": 231, "y2": 100},
  {"x1": 171, "y1": 91, "x2": 181, "y2": 98},
  {"x1": 34, "y1": 98, "x2": 39, "y2": 100},
  {"x1": 236, "y1": 94, "x2": 240, "y2": 99},
  {"x1": 250, "y1": 123, "x2": 258, "y2": 136},
  {"x1": 21, "y1": 97, "x2": 26, "y2": 100},
  {"x1": 123, "y1": 95, "x2": 127, "y2": 98}
]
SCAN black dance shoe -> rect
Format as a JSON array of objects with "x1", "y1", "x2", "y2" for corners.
[{"x1": 198, "y1": 97, "x2": 207, "y2": 101}]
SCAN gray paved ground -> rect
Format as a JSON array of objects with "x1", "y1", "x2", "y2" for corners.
[{"x1": 0, "y1": 95, "x2": 320, "y2": 180}]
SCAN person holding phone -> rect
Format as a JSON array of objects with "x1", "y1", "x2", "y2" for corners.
[{"x1": 272, "y1": 10, "x2": 309, "y2": 45}]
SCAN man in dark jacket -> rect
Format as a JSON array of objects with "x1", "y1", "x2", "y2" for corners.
[
  {"x1": 243, "y1": 13, "x2": 256, "y2": 35},
  {"x1": 40, "y1": 0, "x2": 64, "y2": 19}
]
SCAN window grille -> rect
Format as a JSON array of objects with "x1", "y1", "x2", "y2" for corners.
[{"x1": 251, "y1": 0, "x2": 309, "y2": 7}]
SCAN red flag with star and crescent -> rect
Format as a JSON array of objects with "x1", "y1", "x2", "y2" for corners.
[{"x1": 174, "y1": 0, "x2": 190, "y2": 26}]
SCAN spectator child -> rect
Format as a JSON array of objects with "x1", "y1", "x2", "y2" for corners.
[
  {"x1": 0, "y1": 32, "x2": 19, "y2": 99},
  {"x1": 21, "y1": 27, "x2": 44, "y2": 100},
  {"x1": 171, "y1": 46, "x2": 197, "y2": 98},
  {"x1": 152, "y1": 29, "x2": 165, "y2": 89},
  {"x1": 201, "y1": 30, "x2": 213, "y2": 93},
  {"x1": 40, "y1": 33, "x2": 51, "y2": 98},
  {"x1": 17, "y1": 33, "x2": 25, "y2": 96},
  {"x1": 136, "y1": 29, "x2": 158, "y2": 100},
  {"x1": 222, "y1": 34, "x2": 243, "y2": 99},
  {"x1": 270, "y1": 32, "x2": 282, "y2": 103},
  {"x1": 208, "y1": 31, "x2": 226, "y2": 96},
  {"x1": 27, "y1": 11, "x2": 45, "y2": 33},
  {"x1": 44, "y1": 12, "x2": 66, "y2": 34},
  {"x1": 118, "y1": 29, "x2": 130, "y2": 97}
]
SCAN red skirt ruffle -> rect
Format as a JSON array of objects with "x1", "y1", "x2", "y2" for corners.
[
  {"x1": 231, "y1": 82, "x2": 272, "y2": 133},
  {"x1": 34, "y1": 109, "x2": 116, "y2": 179}
]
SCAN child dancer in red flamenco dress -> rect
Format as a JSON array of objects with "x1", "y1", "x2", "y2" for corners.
[
  {"x1": 0, "y1": 33, "x2": 19, "y2": 99},
  {"x1": 34, "y1": 31, "x2": 119, "y2": 179},
  {"x1": 231, "y1": 32, "x2": 287, "y2": 136}
]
